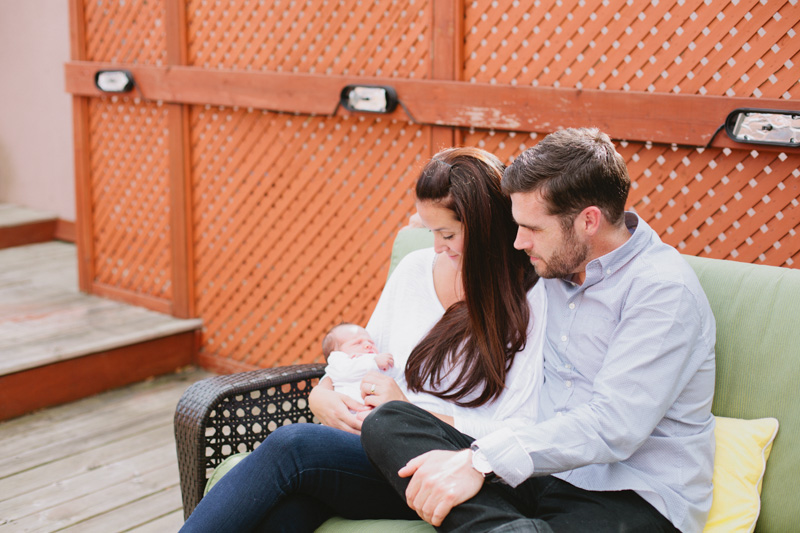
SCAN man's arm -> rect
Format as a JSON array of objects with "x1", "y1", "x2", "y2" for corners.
[
  {"x1": 397, "y1": 279, "x2": 713, "y2": 523},
  {"x1": 476, "y1": 279, "x2": 712, "y2": 484}
]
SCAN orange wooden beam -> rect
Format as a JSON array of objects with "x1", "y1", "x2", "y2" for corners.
[
  {"x1": 65, "y1": 61, "x2": 800, "y2": 149},
  {"x1": 429, "y1": 0, "x2": 462, "y2": 151},
  {"x1": 165, "y1": 0, "x2": 196, "y2": 319},
  {"x1": 68, "y1": 2, "x2": 95, "y2": 293},
  {"x1": 0, "y1": 220, "x2": 57, "y2": 250}
]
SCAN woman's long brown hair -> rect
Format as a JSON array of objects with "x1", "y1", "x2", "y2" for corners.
[{"x1": 405, "y1": 147, "x2": 538, "y2": 407}]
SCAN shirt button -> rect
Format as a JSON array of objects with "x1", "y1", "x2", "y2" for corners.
[
  {"x1": 556, "y1": 411, "x2": 564, "y2": 417},
  {"x1": 565, "y1": 364, "x2": 572, "y2": 370},
  {"x1": 606, "y1": 268, "x2": 612, "y2": 274},
  {"x1": 561, "y1": 335, "x2": 567, "y2": 342},
  {"x1": 565, "y1": 380, "x2": 572, "y2": 388},
  {"x1": 569, "y1": 303, "x2": 575, "y2": 310}
]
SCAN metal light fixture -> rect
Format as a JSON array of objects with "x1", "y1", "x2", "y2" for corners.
[
  {"x1": 94, "y1": 70, "x2": 135, "y2": 93},
  {"x1": 340, "y1": 85, "x2": 398, "y2": 114},
  {"x1": 725, "y1": 108, "x2": 799, "y2": 148}
]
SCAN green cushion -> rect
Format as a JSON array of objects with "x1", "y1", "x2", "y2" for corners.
[
  {"x1": 388, "y1": 228, "x2": 433, "y2": 279},
  {"x1": 204, "y1": 452, "x2": 249, "y2": 495},
  {"x1": 316, "y1": 517, "x2": 434, "y2": 533},
  {"x1": 683, "y1": 255, "x2": 800, "y2": 533}
]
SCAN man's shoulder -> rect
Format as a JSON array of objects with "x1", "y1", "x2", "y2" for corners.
[
  {"x1": 633, "y1": 240, "x2": 696, "y2": 282},
  {"x1": 626, "y1": 242, "x2": 714, "y2": 322}
]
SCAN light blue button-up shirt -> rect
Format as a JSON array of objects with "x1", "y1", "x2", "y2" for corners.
[{"x1": 474, "y1": 212, "x2": 716, "y2": 532}]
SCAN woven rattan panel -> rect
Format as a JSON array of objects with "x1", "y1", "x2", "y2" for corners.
[
  {"x1": 203, "y1": 378, "x2": 318, "y2": 475},
  {"x1": 464, "y1": 129, "x2": 800, "y2": 268},
  {"x1": 464, "y1": 0, "x2": 798, "y2": 99},
  {"x1": 185, "y1": 0, "x2": 432, "y2": 76},
  {"x1": 191, "y1": 107, "x2": 429, "y2": 368},
  {"x1": 83, "y1": 0, "x2": 167, "y2": 65},
  {"x1": 88, "y1": 97, "x2": 173, "y2": 299}
]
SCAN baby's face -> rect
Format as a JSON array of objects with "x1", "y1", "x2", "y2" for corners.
[{"x1": 336, "y1": 325, "x2": 377, "y2": 356}]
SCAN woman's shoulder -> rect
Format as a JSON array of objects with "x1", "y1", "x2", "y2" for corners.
[
  {"x1": 526, "y1": 278, "x2": 546, "y2": 303},
  {"x1": 524, "y1": 279, "x2": 547, "y2": 329}
]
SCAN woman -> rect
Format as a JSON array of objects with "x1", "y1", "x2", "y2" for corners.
[{"x1": 180, "y1": 147, "x2": 546, "y2": 532}]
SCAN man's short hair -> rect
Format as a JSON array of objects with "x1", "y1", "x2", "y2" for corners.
[{"x1": 502, "y1": 127, "x2": 630, "y2": 226}]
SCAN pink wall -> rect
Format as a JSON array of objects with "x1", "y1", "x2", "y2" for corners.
[{"x1": 0, "y1": 2, "x2": 75, "y2": 221}]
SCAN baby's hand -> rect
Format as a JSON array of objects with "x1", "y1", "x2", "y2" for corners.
[{"x1": 375, "y1": 353, "x2": 394, "y2": 372}]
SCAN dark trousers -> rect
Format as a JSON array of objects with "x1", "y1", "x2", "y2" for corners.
[{"x1": 361, "y1": 401, "x2": 680, "y2": 533}]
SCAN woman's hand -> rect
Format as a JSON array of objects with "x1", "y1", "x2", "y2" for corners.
[
  {"x1": 361, "y1": 370, "x2": 409, "y2": 409},
  {"x1": 308, "y1": 378, "x2": 370, "y2": 434}
]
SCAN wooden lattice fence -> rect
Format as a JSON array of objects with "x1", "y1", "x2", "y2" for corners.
[{"x1": 66, "y1": 0, "x2": 799, "y2": 373}]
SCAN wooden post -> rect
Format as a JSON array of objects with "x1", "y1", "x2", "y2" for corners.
[
  {"x1": 165, "y1": 0, "x2": 196, "y2": 318},
  {"x1": 430, "y1": 0, "x2": 462, "y2": 150},
  {"x1": 68, "y1": 0, "x2": 95, "y2": 293}
]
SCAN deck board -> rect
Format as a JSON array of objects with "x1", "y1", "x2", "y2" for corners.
[
  {"x1": 0, "y1": 205, "x2": 57, "y2": 228},
  {"x1": 0, "y1": 242, "x2": 202, "y2": 376},
  {"x1": 0, "y1": 368, "x2": 212, "y2": 532},
  {"x1": 126, "y1": 508, "x2": 185, "y2": 532}
]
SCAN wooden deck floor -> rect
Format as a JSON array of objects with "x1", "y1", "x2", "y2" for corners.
[
  {"x1": 0, "y1": 367, "x2": 213, "y2": 532},
  {"x1": 0, "y1": 242, "x2": 201, "y2": 376}
]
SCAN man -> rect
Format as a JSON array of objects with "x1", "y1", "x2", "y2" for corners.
[{"x1": 361, "y1": 128, "x2": 716, "y2": 532}]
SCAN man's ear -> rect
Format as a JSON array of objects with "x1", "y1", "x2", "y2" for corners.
[{"x1": 576, "y1": 206, "x2": 603, "y2": 236}]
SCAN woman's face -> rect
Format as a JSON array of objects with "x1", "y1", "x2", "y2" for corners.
[{"x1": 416, "y1": 200, "x2": 465, "y2": 267}]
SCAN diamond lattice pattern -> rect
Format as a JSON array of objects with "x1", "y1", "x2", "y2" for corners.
[
  {"x1": 464, "y1": 129, "x2": 799, "y2": 268},
  {"x1": 186, "y1": 0, "x2": 432, "y2": 77},
  {"x1": 83, "y1": 0, "x2": 167, "y2": 65},
  {"x1": 89, "y1": 97, "x2": 173, "y2": 299},
  {"x1": 465, "y1": 0, "x2": 798, "y2": 99},
  {"x1": 190, "y1": 108, "x2": 430, "y2": 367}
]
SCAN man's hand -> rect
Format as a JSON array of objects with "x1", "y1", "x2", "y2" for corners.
[{"x1": 398, "y1": 449, "x2": 484, "y2": 526}]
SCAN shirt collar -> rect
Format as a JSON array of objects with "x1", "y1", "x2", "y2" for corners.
[{"x1": 566, "y1": 211, "x2": 649, "y2": 288}]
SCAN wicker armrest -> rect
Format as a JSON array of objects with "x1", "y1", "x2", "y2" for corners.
[{"x1": 174, "y1": 363, "x2": 326, "y2": 517}]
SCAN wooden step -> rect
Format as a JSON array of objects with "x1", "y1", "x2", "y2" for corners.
[
  {"x1": 0, "y1": 204, "x2": 58, "y2": 249},
  {"x1": 0, "y1": 242, "x2": 202, "y2": 420}
]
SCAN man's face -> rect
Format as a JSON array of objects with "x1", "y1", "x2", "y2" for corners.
[{"x1": 510, "y1": 191, "x2": 589, "y2": 280}]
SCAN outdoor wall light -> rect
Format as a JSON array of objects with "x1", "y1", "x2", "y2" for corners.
[
  {"x1": 94, "y1": 70, "x2": 135, "y2": 93},
  {"x1": 340, "y1": 85, "x2": 398, "y2": 114},
  {"x1": 725, "y1": 108, "x2": 799, "y2": 148}
]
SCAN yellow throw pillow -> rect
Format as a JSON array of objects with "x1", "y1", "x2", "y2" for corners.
[{"x1": 703, "y1": 416, "x2": 779, "y2": 533}]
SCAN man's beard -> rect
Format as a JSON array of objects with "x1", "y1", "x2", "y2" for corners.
[{"x1": 533, "y1": 225, "x2": 588, "y2": 279}]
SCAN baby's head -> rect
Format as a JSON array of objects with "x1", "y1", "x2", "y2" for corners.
[{"x1": 322, "y1": 323, "x2": 377, "y2": 360}]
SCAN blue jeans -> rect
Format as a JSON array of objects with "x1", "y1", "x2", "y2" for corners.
[{"x1": 179, "y1": 423, "x2": 416, "y2": 533}]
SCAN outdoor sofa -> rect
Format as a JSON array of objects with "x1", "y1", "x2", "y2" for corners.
[{"x1": 175, "y1": 227, "x2": 799, "y2": 532}]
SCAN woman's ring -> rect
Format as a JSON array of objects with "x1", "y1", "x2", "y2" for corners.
[{"x1": 369, "y1": 383, "x2": 376, "y2": 395}]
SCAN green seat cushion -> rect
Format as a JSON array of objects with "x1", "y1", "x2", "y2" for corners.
[
  {"x1": 316, "y1": 517, "x2": 434, "y2": 533},
  {"x1": 388, "y1": 228, "x2": 433, "y2": 279},
  {"x1": 683, "y1": 255, "x2": 800, "y2": 532},
  {"x1": 204, "y1": 452, "x2": 249, "y2": 495}
]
